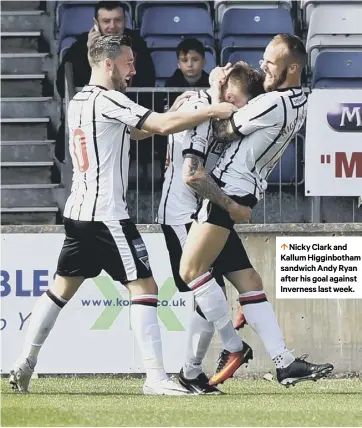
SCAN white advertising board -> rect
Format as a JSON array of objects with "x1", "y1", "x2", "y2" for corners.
[
  {"x1": 0, "y1": 233, "x2": 193, "y2": 374},
  {"x1": 305, "y1": 89, "x2": 362, "y2": 196},
  {"x1": 275, "y1": 236, "x2": 362, "y2": 299}
]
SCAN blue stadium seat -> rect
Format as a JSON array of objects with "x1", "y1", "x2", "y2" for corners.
[
  {"x1": 312, "y1": 51, "x2": 362, "y2": 88},
  {"x1": 223, "y1": 49, "x2": 264, "y2": 69},
  {"x1": 306, "y1": 5, "x2": 362, "y2": 69},
  {"x1": 220, "y1": 8, "x2": 294, "y2": 64},
  {"x1": 140, "y1": 6, "x2": 214, "y2": 50},
  {"x1": 215, "y1": 0, "x2": 292, "y2": 27},
  {"x1": 268, "y1": 139, "x2": 303, "y2": 185},
  {"x1": 135, "y1": 1, "x2": 210, "y2": 28},
  {"x1": 59, "y1": 6, "x2": 95, "y2": 43},
  {"x1": 151, "y1": 49, "x2": 216, "y2": 86},
  {"x1": 302, "y1": 0, "x2": 362, "y2": 27}
]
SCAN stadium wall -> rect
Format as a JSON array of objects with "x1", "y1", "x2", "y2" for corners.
[{"x1": 1, "y1": 224, "x2": 361, "y2": 377}]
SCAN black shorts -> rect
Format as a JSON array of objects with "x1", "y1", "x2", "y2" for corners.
[
  {"x1": 214, "y1": 227, "x2": 253, "y2": 273},
  {"x1": 57, "y1": 218, "x2": 152, "y2": 284},
  {"x1": 193, "y1": 194, "x2": 258, "y2": 231},
  {"x1": 192, "y1": 196, "x2": 256, "y2": 273},
  {"x1": 161, "y1": 223, "x2": 226, "y2": 292}
]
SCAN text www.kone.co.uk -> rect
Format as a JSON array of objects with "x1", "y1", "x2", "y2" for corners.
[{"x1": 81, "y1": 298, "x2": 186, "y2": 307}]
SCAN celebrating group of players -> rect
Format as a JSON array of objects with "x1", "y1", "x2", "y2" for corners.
[{"x1": 9, "y1": 31, "x2": 333, "y2": 395}]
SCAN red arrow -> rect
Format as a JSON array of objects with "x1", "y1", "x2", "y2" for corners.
[{"x1": 281, "y1": 243, "x2": 288, "y2": 250}]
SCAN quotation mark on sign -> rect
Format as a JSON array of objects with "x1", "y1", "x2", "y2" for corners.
[{"x1": 321, "y1": 154, "x2": 331, "y2": 164}]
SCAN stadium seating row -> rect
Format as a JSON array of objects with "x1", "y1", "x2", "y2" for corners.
[
  {"x1": 57, "y1": 1, "x2": 362, "y2": 185},
  {"x1": 300, "y1": 0, "x2": 362, "y2": 25},
  {"x1": 57, "y1": 0, "x2": 292, "y2": 28},
  {"x1": 57, "y1": 1, "x2": 362, "y2": 89}
]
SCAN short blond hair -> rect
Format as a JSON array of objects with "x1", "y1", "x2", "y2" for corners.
[
  {"x1": 88, "y1": 34, "x2": 132, "y2": 67},
  {"x1": 272, "y1": 33, "x2": 307, "y2": 68},
  {"x1": 225, "y1": 62, "x2": 265, "y2": 100}
]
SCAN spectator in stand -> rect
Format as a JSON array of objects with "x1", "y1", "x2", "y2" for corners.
[
  {"x1": 56, "y1": 1, "x2": 155, "y2": 98},
  {"x1": 165, "y1": 38, "x2": 210, "y2": 89},
  {"x1": 155, "y1": 39, "x2": 211, "y2": 185},
  {"x1": 163, "y1": 38, "x2": 210, "y2": 112}
]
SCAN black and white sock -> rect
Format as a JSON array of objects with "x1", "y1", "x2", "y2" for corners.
[
  {"x1": 18, "y1": 289, "x2": 68, "y2": 367},
  {"x1": 189, "y1": 272, "x2": 243, "y2": 353},
  {"x1": 239, "y1": 291, "x2": 294, "y2": 368}
]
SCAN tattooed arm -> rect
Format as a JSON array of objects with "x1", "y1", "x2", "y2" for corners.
[
  {"x1": 182, "y1": 153, "x2": 233, "y2": 212},
  {"x1": 182, "y1": 153, "x2": 251, "y2": 223},
  {"x1": 213, "y1": 119, "x2": 238, "y2": 144}
]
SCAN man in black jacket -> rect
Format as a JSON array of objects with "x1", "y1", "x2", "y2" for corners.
[{"x1": 56, "y1": 1, "x2": 155, "y2": 98}]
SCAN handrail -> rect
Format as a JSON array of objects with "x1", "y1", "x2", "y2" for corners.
[
  {"x1": 64, "y1": 61, "x2": 76, "y2": 100},
  {"x1": 62, "y1": 62, "x2": 76, "y2": 199}
]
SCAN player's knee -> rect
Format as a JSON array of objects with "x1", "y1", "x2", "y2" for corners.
[
  {"x1": 247, "y1": 269, "x2": 263, "y2": 291},
  {"x1": 52, "y1": 275, "x2": 84, "y2": 300},
  {"x1": 179, "y1": 264, "x2": 202, "y2": 285},
  {"x1": 128, "y1": 276, "x2": 158, "y2": 296}
]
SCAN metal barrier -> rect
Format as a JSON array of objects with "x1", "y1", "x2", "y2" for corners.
[
  {"x1": 62, "y1": 77, "x2": 361, "y2": 224},
  {"x1": 62, "y1": 62, "x2": 75, "y2": 205}
]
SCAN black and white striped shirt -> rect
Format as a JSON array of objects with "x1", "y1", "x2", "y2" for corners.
[
  {"x1": 63, "y1": 85, "x2": 151, "y2": 221},
  {"x1": 157, "y1": 90, "x2": 222, "y2": 225},
  {"x1": 212, "y1": 87, "x2": 308, "y2": 200}
]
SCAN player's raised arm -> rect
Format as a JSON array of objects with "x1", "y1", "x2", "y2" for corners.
[
  {"x1": 180, "y1": 99, "x2": 211, "y2": 194},
  {"x1": 214, "y1": 94, "x2": 283, "y2": 143},
  {"x1": 207, "y1": 65, "x2": 238, "y2": 143},
  {"x1": 142, "y1": 102, "x2": 237, "y2": 135},
  {"x1": 207, "y1": 63, "x2": 270, "y2": 143},
  {"x1": 212, "y1": 119, "x2": 236, "y2": 144},
  {"x1": 129, "y1": 91, "x2": 197, "y2": 140},
  {"x1": 104, "y1": 89, "x2": 236, "y2": 137}
]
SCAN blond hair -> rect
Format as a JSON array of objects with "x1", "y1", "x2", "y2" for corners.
[{"x1": 88, "y1": 34, "x2": 132, "y2": 67}]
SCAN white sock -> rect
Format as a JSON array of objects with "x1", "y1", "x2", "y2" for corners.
[
  {"x1": 18, "y1": 289, "x2": 68, "y2": 367},
  {"x1": 239, "y1": 291, "x2": 295, "y2": 366},
  {"x1": 130, "y1": 294, "x2": 167, "y2": 383},
  {"x1": 218, "y1": 320, "x2": 243, "y2": 353},
  {"x1": 273, "y1": 350, "x2": 296, "y2": 369},
  {"x1": 183, "y1": 305, "x2": 215, "y2": 379},
  {"x1": 189, "y1": 272, "x2": 243, "y2": 353}
]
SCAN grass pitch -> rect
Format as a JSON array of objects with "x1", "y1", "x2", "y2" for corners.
[{"x1": 1, "y1": 377, "x2": 361, "y2": 427}]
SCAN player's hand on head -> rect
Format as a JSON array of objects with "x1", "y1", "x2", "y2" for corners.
[
  {"x1": 169, "y1": 91, "x2": 197, "y2": 112},
  {"x1": 228, "y1": 203, "x2": 251, "y2": 224},
  {"x1": 222, "y1": 62, "x2": 233, "y2": 72},
  {"x1": 212, "y1": 102, "x2": 238, "y2": 120},
  {"x1": 209, "y1": 65, "x2": 233, "y2": 88}
]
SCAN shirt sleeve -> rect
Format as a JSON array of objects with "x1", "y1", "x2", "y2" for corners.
[
  {"x1": 181, "y1": 98, "x2": 212, "y2": 159},
  {"x1": 101, "y1": 90, "x2": 152, "y2": 129},
  {"x1": 230, "y1": 94, "x2": 283, "y2": 137}
]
